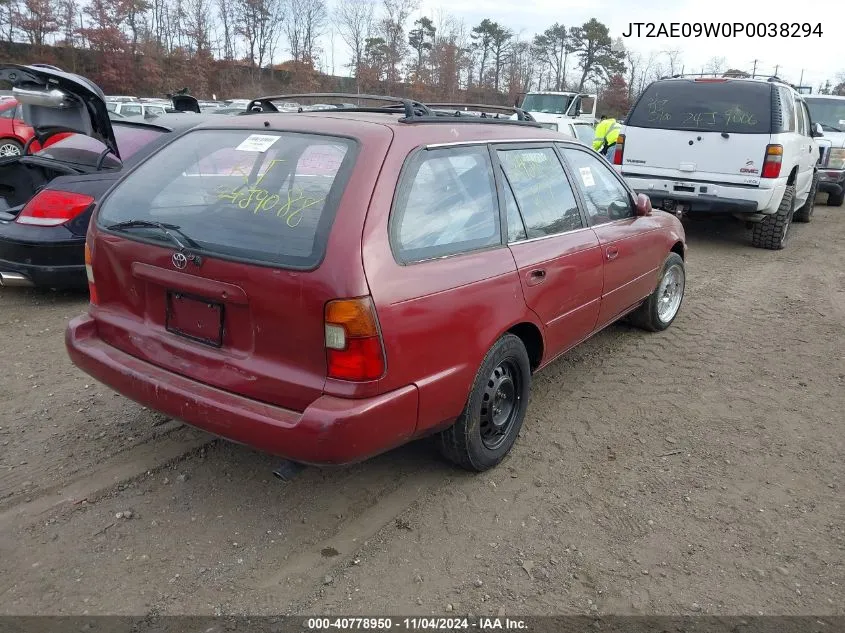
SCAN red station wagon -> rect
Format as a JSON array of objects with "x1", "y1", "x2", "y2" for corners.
[{"x1": 66, "y1": 94, "x2": 687, "y2": 472}]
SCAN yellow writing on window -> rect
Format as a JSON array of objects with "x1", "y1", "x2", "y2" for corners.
[{"x1": 215, "y1": 185, "x2": 325, "y2": 227}]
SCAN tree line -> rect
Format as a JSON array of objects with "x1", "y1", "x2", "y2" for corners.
[{"x1": 1, "y1": 0, "x2": 842, "y2": 110}]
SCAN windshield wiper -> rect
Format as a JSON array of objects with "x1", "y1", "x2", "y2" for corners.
[
  {"x1": 104, "y1": 219, "x2": 201, "y2": 251},
  {"x1": 822, "y1": 124, "x2": 843, "y2": 132}
]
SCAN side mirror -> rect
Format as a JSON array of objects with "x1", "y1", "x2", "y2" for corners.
[
  {"x1": 811, "y1": 122, "x2": 824, "y2": 138},
  {"x1": 635, "y1": 193, "x2": 652, "y2": 217}
]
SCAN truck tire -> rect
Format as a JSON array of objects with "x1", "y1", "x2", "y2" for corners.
[
  {"x1": 828, "y1": 189, "x2": 844, "y2": 207},
  {"x1": 751, "y1": 185, "x2": 794, "y2": 250},
  {"x1": 793, "y1": 173, "x2": 818, "y2": 223},
  {"x1": 438, "y1": 334, "x2": 531, "y2": 472}
]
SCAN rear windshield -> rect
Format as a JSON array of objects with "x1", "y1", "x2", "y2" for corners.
[
  {"x1": 627, "y1": 80, "x2": 772, "y2": 134},
  {"x1": 805, "y1": 98, "x2": 845, "y2": 133},
  {"x1": 96, "y1": 129, "x2": 357, "y2": 269}
]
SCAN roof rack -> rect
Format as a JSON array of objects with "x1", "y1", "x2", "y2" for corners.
[
  {"x1": 244, "y1": 93, "x2": 542, "y2": 127},
  {"x1": 246, "y1": 93, "x2": 432, "y2": 119},
  {"x1": 426, "y1": 103, "x2": 536, "y2": 122}
]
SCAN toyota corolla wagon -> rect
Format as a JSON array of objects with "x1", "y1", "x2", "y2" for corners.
[{"x1": 66, "y1": 94, "x2": 687, "y2": 472}]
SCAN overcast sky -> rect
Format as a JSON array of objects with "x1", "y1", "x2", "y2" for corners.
[{"x1": 326, "y1": 0, "x2": 843, "y2": 89}]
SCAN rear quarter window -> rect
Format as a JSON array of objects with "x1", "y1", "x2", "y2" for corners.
[
  {"x1": 96, "y1": 129, "x2": 357, "y2": 270},
  {"x1": 390, "y1": 145, "x2": 502, "y2": 263},
  {"x1": 627, "y1": 80, "x2": 772, "y2": 134}
]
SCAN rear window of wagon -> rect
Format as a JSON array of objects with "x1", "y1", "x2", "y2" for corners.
[{"x1": 96, "y1": 129, "x2": 358, "y2": 269}]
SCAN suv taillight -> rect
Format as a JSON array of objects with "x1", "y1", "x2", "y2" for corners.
[
  {"x1": 15, "y1": 190, "x2": 95, "y2": 226},
  {"x1": 761, "y1": 145, "x2": 783, "y2": 179},
  {"x1": 324, "y1": 297, "x2": 385, "y2": 381},
  {"x1": 612, "y1": 133, "x2": 624, "y2": 166},
  {"x1": 85, "y1": 240, "x2": 98, "y2": 305}
]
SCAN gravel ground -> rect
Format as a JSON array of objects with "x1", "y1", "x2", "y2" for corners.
[{"x1": 0, "y1": 201, "x2": 843, "y2": 616}]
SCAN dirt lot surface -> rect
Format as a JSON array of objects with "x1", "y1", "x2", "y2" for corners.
[{"x1": 1, "y1": 201, "x2": 843, "y2": 617}]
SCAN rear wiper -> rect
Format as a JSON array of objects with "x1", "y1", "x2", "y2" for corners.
[{"x1": 104, "y1": 219, "x2": 201, "y2": 251}]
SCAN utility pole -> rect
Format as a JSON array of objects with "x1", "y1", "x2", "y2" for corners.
[
  {"x1": 799, "y1": 69, "x2": 804, "y2": 86},
  {"x1": 752, "y1": 59, "x2": 759, "y2": 77},
  {"x1": 774, "y1": 64, "x2": 779, "y2": 77}
]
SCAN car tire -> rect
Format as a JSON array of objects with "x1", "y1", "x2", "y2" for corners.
[
  {"x1": 751, "y1": 185, "x2": 794, "y2": 250},
  {"x1": 437, "y1": 334, "x2": 531, "y2": 472},
  {"x1": 0, "y1": 138, "x2": 23, "y2": 158},
  {"x1": 629, "y1": 252, "x2": 686, "y2": 332},
  {"x1": 793, "y1": 173, "x2": 818, "y2": 223},
  {"x1": 828, "y1": 190, "x2": 844, "y2": 207}
]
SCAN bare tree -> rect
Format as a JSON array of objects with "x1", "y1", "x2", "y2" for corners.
[
  {"x1": 334, "y1": 0, "x2": 374, "y2": 90},
  {"x1": 236, "y1": 0, "x2": 282, "y2": 68},
  {"x1": 625, "y1": 50, "x2": 640, "y2": 101},
  {"x1": 56, "y1": 0, "x2": 77, "y2": 44},
  {"x1": 704, "y1": 56, "x2": 727, "y2": 76},
  {"x1": 663, "y1": 48, "x2": 682, "y2": 75},
  {"x1": 284, "y1": 0, "x2": 326, "y2": 65},
  {"x1": 217, "y1": 0, "x2": 236, "y2": 59},
  {"x1": 15, "y1": 0, "x2": 59, "y2": 46},
  {"x1": 378, "y1": 0, "x2": 417, "y2": 87}
]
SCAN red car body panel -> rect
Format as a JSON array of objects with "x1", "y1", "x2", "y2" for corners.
[
  {"x1": 66, "y1": 112, "x2": 687, "y2": 465},
  {"x1": 1, "y1": 99, "x2": 73, "y2": 151}
]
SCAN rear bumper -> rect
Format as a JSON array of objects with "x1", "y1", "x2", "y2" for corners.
[
  {"x1": 624, "y1": 175, "x2": 784, "y2": 215},
  {"x1": 818, "y1": 169, "x2": 845, "y2": 195},
  {"x1": 0, "y1": 224, "x2": 86, "y2": 288},
  {"x1": 66, "y1": 315, "x2": 420, "y2": 466}
]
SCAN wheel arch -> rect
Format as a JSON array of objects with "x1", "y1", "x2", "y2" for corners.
[{"x1": 506, "y1": 321, "x2": 545, "y2": 372}]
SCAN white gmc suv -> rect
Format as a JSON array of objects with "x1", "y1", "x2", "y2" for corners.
[{"x1": 611, "y1": 76, "x2": 822, "y2": 249}]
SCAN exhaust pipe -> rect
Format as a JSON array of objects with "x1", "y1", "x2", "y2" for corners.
[
  {"x1": 0, "y1": 272, "x2": 34, "y2": 287},
  {"x1": 272, "y1": 460, "x2": 305, "y2": 482}
]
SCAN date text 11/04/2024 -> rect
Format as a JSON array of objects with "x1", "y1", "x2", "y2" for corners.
[
  {"x1": 306, "y1": 618, "x2": 528, "y2": 630},
  {"x1": 622, "y1": 22, "x2": 822, "y2": 38}
]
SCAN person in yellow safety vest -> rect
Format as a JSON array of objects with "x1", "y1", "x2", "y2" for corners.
[{"x1": 592, "y1": 114, "x2": 621, "y2": 154}]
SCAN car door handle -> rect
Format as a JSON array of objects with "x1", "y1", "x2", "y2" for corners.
[
  {"x1": 606, "y1": 247, "x2": 619, "y2": 261},
  {"x1": 527, "y1": 269, "x2": 547, "y2": 286}
]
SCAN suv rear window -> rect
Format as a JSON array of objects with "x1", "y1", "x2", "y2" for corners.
[
  {"x1": 97, "y1": 129, "x2": 356, "y2": 269},
  {"x1": 627, "y1": 80, "x2": 772, "y2": 134}
]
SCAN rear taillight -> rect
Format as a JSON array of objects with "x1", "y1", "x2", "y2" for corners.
[
  {"x1": 85, "y1": 241, "x2": 98, "y2": 305},
  {"x1": 324, "y1": 297, "x2": 385, "y2": 381},
  {"x1": 15, "y1": 190, "x2": 94, "y2": 227},
  {"x1": 612, "y1": 133, "x2": 624, "y2": 166},
  {"x1": 761, "y1": 145, "x2": 783, "y2": 179}
]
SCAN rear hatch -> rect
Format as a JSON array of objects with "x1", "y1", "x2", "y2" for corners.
[
  {"x1": 621, "y1": 79, "x2": 773, "y2": 185},
  {"x1": 89, "y1": 126, "x2": 367, "y2": 412}
]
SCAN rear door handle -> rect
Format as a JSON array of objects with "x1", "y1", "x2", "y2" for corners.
[
  {"x1": 606, "y1": 246, "x2": 619, "y2": 261},
  {"x1": 527, "y1": 269, "x2": 547, "y2": 286}
]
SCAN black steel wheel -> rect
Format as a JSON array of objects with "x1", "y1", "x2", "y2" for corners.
[{"x1": 438, "y1": 334, "x2": 531, "y2": 472}]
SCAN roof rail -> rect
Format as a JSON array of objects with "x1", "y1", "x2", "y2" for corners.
[
  {"x1": 244, "y1": 93, "x2": 542, "y2": 127},
  {"x1": 246, "y1": 93, "x2": 432, "y2": 119},
  {"x1": 426, "y1": 103, "x2": 536, "y2": 122}
]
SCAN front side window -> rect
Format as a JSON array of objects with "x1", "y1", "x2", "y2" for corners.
[
  {"x1": 121, "y1": 104, "x2": 142, "y2": 116},
  {"x1": 97, "y1": 129, "x2": 357, "y2": 269},
  {"x1": 561, "y1": 147, "x2": 634, "y2": 226},
  {"x1": 0, "y1": 105, "x2": 14, "y2": 120},
  {"x1": 391, "y1": 145, "x2": 501, "y2": 263},
  {"x1": 497, "y1": 146, "x2": 583, "y2": 238}
]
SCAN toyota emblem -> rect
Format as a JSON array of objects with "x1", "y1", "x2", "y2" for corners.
[{"x1": 172, "y1": 252, "x2": 188, "y2": 270}]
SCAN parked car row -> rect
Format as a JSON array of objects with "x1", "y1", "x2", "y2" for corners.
[{"x1": 1, "y1": 64, "x2": 687, "y2": 475}]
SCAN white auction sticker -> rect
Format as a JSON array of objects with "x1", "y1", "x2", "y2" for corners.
[
  {"x1": 235, "y1": 134, "x2": 280, "y2": 153},
  {"x1": 579, "y1": 166, "x2": 595, "y2": 187}
]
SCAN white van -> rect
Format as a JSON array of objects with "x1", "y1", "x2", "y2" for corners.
[{"x1": 613, "y1": 77, "x2": 822, "y2": 249}]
